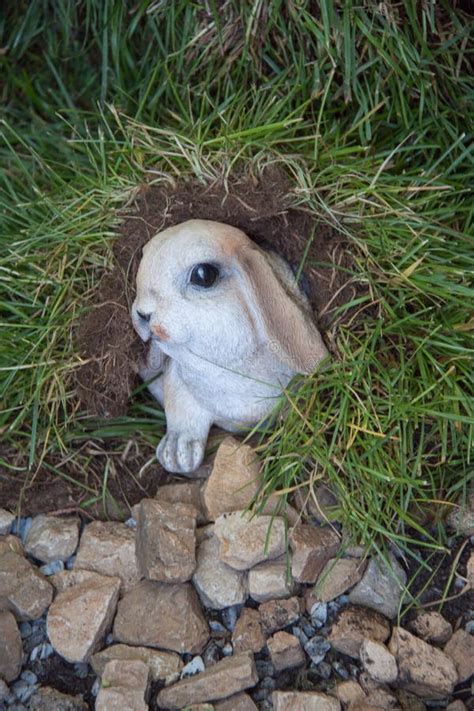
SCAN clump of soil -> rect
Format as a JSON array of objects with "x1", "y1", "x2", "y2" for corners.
[{"x1": 76, "y1": 166, "x2": 361, "y2": 417}]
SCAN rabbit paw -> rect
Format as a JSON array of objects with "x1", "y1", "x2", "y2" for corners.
[{"x1": 156, "y1": 432, "x2": 205, "y2": 474}]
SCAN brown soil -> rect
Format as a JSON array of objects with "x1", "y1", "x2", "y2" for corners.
[{"x1": 75, "y1": 166, "x2": 363, "y2": 418}]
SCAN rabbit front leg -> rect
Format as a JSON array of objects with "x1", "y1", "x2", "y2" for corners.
[{"x1": 157, "y1": 363, "x2": 212, "y2": 474}]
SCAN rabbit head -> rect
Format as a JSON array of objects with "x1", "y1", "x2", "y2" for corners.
[{"x1": 132, "y1": 219, "x2": 328, "y2": 373}]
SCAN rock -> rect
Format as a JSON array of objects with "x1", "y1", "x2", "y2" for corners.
[
  {"x1": 272, "y1": 691, "x2": 341, "y2": 710},
  {"x1": 113, "y1": 580, "x2": 209, "y2": 654},
  {"x1": 28, "y1": 686, "x2": 88, "y2": 710},
  {"x1": 0, "y1": 610, "x2": 23, "y2": 682},
  {"x1": 157, "y1": 651, "x2": 258, "y2": 709},
  {"x1": 467, "y1": 550, "x2": 474, "y2": 589},
  {"x1": 444, "y1": 628, "x2": 473, "y2": 683},
  {"x1": 348, "y1": 554, "x2": 407, "y2": 619},
  {"x1": 135, "y1": 498, "x2": 197, "y2": 583},
  {"x1": 73, "y1": 521, "x2": 139, "y2": 594},
  {"x1": 0, "y1": 509, "x2": 14, "y2": 536},
  {"x1": 446, "y1": 702, "x2": 467, "y2": 711},
  {"x1": 289, "y1": 524, "x2": 340, "y2": 583},
  {"x1": 0, "y1": 550, "x2": 53, "y2": 620},
  {"x1": 314, "y1": 558, "x2": 366, "y2": 602},
  {"x1": 304, "y1": 635, "x2": 331, "y2": 665},
  {"x1": 328, "y1": 606, "x2": 391, "y2": 658},
  {"x1": 181, "y1": 655, "x2": 205, "y2": 678},
  {"x1": 248, "y1": 556, "x2": 293, "y2": 602},
  {"x1": 0, "y1": 535, "x2": 24, "y2": 557},
  {"x1": 333, "y1": 680, "x2": 366, "y2": 707},
  {"x1": 446, "y1": 489, "x2": 474, "y2": 535},
  {"x1": 24, "y1": 515, "x2": 79, "y2": 564},
  {"x1": 259, "y1": 596, "x2": 303, "y2": 634},
  {"x1": 193, "y1": 535, "x2": 248, "y2": 609},
  {"x1": 47, "y1": 572, "x2": 120, "y2": 663},
  {"x1": 156, "y1": 480, "x2": 207, "y2": 524},
  {"x1": 0, "y1": 679, "x2": 8, "y2": 702},
  {"x1": 268, "y1": 631, "x2": 305, "y2": 671},
  {"x1": 409, "y1": 612, "x2": 452, "y2": 644},
  {"x1": 214, "y1": 511, "x2": 286, "y2": 570},
  {"x1": 360, "y1": 639, "x2": 398, "y2": 684},
  {"x1": 389, "y1": 626, "x2": 458, "y2": 699},
  {"x1": 91, "y1": 643, "x2": 182, "y2": 685},
  {"x1": 395, "y1": 689, "x2": 427, "y2": 711},
  {"x1": 293, "y1": 483, "x2": 339, "y2": 523},
  {"x1": 232, "y1": 608, "x2": 266, "y2": 654},
  {"x1": 96, "y1": 659, "x2": 149, "y2": 711},
  {"x1": 202, "y1": 437, "x2": 282, "y2": 521},
  {"x1": 215, "y1": 692, "x2": 258, "y2": 710},
  {"x1": 51, "y1": 568, "x2": 108, "y2": 593}
]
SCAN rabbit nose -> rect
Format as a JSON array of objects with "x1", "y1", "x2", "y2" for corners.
[{"x1": 137, "y1": 310, "x2": 151, "y2": 322}]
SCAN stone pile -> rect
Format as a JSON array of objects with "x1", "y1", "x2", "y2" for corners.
[{"x1": 0, "y1": 437, "x2": 472, "y2": 710}]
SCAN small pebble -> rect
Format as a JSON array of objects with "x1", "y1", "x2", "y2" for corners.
[
  {"x1": 11, "y1": 517, "x2": 33, "y2": 542},
  {"x1": 253, "y1": 687, "x2": 271, "y2": 702},
  {"x1": 66, "y1": 554, "x2": 76, "y2": 570},
  {"x1": 465, "y1": 620, "x2": 474, "y2": 633},
  {"x1": 39, "y1": 559, "x2": 64, "y2": 576},
  {"x1": 181, "y1": 656, "x2": 205, "y2": 678},
  {"x1": 259, "y1": 676, "x2": 276, "y2": 690},
  {"x1": 125, "y1": 517, "x2": 136, "y2": 529},
  {"x1": 310, "y1": 601, "x2": 328, "y2": 628},
  {"x1": 332, "y1": 660, "x2": 349, "y2": 679},
  {"x1": 39, "y1": 643, "x2": 54, "y2": 660},
  {"x1": 105, "y1": 633, "x2": 114, "y2": 646},
  {"x1": 302, "y1": 623, "x2": 316, "y2": 637},
  {"x1": 221, "y1": 605, "x2": 241, "y2": 631},
  {"x1": 292, "y1": 626, "x2": 309, "y2": 645},
  {"x1": 74, "y1": 662, "x2": 89, "y2": 679},
  {"x1": 91, "y1": 678, "x2": 101, "y2": 697},
  {"x1": 222, "y1": 643, "x2": 233, "y2": 656},
  {"x1": 256, "y1": 660, "x2": 274, "y2": 678},
  {"x1": 19, "y1": 671, "x2": 37, "y2": 685},
  {"x1": 209, "y1": 620, "x2": 227, "y2": 635},
  {"x1": 304, "y1": 635, "x2": 331, "y2": 665},
  {"x1": 19, "y1": 622, "x2": 32, "y2": 639},
  {"x1": 202, "y1": 642, "x2": 221, "y2": 667},
  {"x1": 11, "y1": 680, "x2": 37, "y2": 704},
  {"x1": 316, "y1": 661, "x2": 332, "y2": 679}
]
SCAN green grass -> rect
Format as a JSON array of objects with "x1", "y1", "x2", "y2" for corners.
[{"x1": 1, "y1": 1, "x2": 473, "y2": 558}]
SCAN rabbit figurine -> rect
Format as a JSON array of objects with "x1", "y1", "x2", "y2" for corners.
[{"x1": 132, "y1": 219, "x2": 329, "y2": 474}]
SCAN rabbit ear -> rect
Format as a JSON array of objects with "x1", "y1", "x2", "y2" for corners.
[{"x1": 237, "y1": 246, "x2": 329, "y2": 374}]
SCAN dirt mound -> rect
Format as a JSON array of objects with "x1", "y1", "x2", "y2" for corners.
[{"x1": 76, "y1": 167, "x2": 360, "y2": 417}]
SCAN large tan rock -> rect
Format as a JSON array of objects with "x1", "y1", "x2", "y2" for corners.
[
  {"x1": 96, "y1": 659, "x2": 149, "y2": 711},
  {"x1": 24, "y1": 515, "x2": 79, "y2": 563},
  {"x1": 215, "y1": 693, "x2": 258, "y2": 710},
  {"x1": 272, "y1": 691, "x2": 341, "y2": 710},
  {"x1": 289, "y1": 524, "x2": 340, "y2": 583},
  {"x1": 0, "y1": 510, "x2": 14, "y2": 536},
  {"x1": 91, "y1": 643, "x2": 182, "y2": 685},
  {"x1": 328, "y1": 606, "x2": 390, "y2": 658},
  {"x1": 203, "y1": 438, "x2": 274, "y2": 520},
  {"x1": 74, "y1": 521, "x2": 139, "y2": 594},
  {"x1": 51, "y1": 568, "x2": 108, "y2": 593},
  {"x1": 28, "y1": 686, "x2": 88, "y2": 710},
  {"x1": 444, "y1": 628, "x2": 473, "y2": 683},
  {"x1": 259, "y1": 596, "x2": 303, "y2": 634},
  {"x1": 348, "y1": 554, "x2": 407, "y2": 619},
  {"x1": 232, "y1": 608, "x2": 266, "y2": 654},
  {"x1": 268, "y1": 631, "x2": 305, "y2": 672},
  {"x1": 248, "y1": 556, "x2": 294, "y2": 602},
  {"x1": 157, "y1": 651, "x2": 258, "y2": 709},
  {"x1": 156, "y1": 480, "x2": 207, "y2": 524},
  {"x1": 409, "y1": 612, "x2": 452, "y2": 645},
  {"x1": 359, "y1": 638, "x2": 398, "y2": 684},
  {"x1": 389, "y1": 627, "x2": 458, "y2": 699},
  {"x1": 135, "y1": 499, "x2": 197, "y2": 583},
  {"x1": 47, "y1": 572, "x2": 120, "y2": 663},
  {"x1": 0, "y1": 610, "x2": 22, "y2": 682},
  {"x1": 193, "y1": 535, "x2": 248, "y2": 609},
  {"x1": 314, "y1": 558, "x2": 366, "y2": 602},
  {"x1": 113, "y1": 580, "x2": 209, "y2": 655},
  {"x1": 214, "y1": 511, "x2": 286, "y2": 570},
  {"x1": 333, "y1": 680, "x2": 366, "y2": 707},
  {"x1": 0, "y1": 550, "x2": 53, "y2": 620},
  {"x1": 0, "y1": 535, "x2": 24, "y2": 557}
]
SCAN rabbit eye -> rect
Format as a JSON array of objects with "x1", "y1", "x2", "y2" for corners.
[{"x1": 190, "y1": 263, "x2": 219, "y2": 288}]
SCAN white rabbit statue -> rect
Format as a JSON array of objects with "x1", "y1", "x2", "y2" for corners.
[{"x1": 132, "y1": 219, "x2": 329, "y2": 474}]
